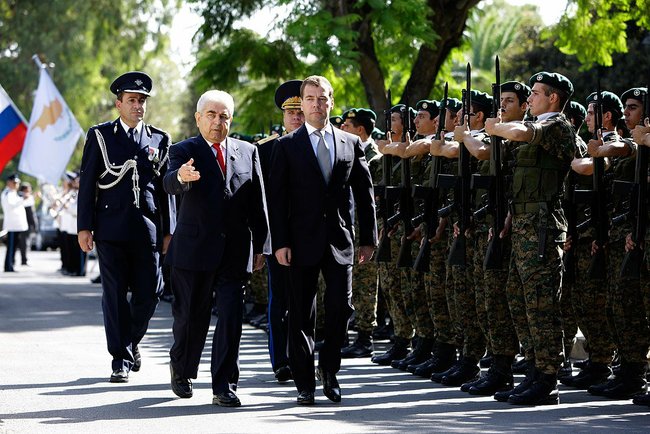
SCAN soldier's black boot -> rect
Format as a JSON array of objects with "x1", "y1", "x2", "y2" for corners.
[
  {"x1": 632, "y1": 392, "x2": 650, "y2": 406},
  {"x1": 371, "y1": 336, "x2": 409, "y2": 366},
  {"x1": 511, "y1": 357, "x2": 530, "y2": 374},
  {"x1": 560, "y1": 361, "x2": 611, "y2": 389},
  {"x1": 341, "y1": 331, "x2": 373, "y2": 358},
  {"x1": 469, "y1": 355, "x2": 515, "y2": 396},
  {"x1": 480, "y1": 351, "x2": 493, "y2": 368},
  {"x1": 601, "y1": 362, "x2": 647, "y2": 399},
  {"x1": 508, "y1": 369, "x2": 559, "y2": 405},
  {"x1": 431, "y1": 360, "x2": 461, "y2": 383},
  {"x1": 557, "y1": 359, "x2": 573, "y2": 380},
  {"x1": 494, "y1": 359, "x2": 535, "y2": 402},
  {"x1": 393, "y1": 337, "x2": 433, "y2": 370},
  {"x1": 414, "y1": 342, "x2": 456, "y2": 377},
  {"x1": 442, "y1": 357, "x2": 480, "y2": 387}
]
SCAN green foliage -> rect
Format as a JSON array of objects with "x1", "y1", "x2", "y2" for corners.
[
  {"x1": 553, "y1": 0, "x2": 650, "y2": 69},
  {"x1": 0, "y1": 0, "x2": 182, "y2": 179}
]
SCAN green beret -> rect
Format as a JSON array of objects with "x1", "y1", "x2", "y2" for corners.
[
  {"x1": 270, "y1": 124, "x2": 284, "y2": 135},
  {"x1": 445, "y1": 98, "x2": 462, "y2": 113},
  {"x1": 470, "y1": 90, "x2": 493, "y2": 114},
  {"x1": 501, "y1": 81, "x2": 531, "y2": 103},
  {"x1": 389, "y1": 104, "x2": 416, "y2": 120},
  {"x1": 529, "y1": 71, "x2": 574, "y2": 96},
  {"x1": 371, "y1": 127, "x2": 386, "y2": 140},
  {"x1": 330, "y1": 115, "x2": 344, "y2": 127},
  {"x1": 621, "y1": 87, "x2": 648, "y2": 103},
  {"x1": 344, "y1": 107, "x2": 377, "y2": 122},
  {"x1": 416, "y1": 99, "x2": 440, "y2": 118},
  {"x1": 586, "y1": 91, "x2": 624, "y2": 117},
  {"x1": 565, "y1": 101, "x2": 587, "y2": 123}
]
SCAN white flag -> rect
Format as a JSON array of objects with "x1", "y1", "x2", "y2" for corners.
[{"x1": 18, "y1": 68, "x2": 83, "y2": 184}]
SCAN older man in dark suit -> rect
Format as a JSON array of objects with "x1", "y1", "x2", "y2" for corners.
[
  {"x1": 163, "y1": 90, "x2": 270, "y2": 407},
  {"x1": 269, "y1": 75, "x2": 377, "y2": 405},
  {"x1": 78, "y1": 71, "x2": 174, "y2": 384}
]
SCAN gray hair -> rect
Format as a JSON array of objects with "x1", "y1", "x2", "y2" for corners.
[{"x1": 196, "y1": 90, "x2": 235, "y2": 116}]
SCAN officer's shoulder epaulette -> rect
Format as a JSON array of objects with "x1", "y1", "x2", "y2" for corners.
[
  {"x1": 147, "y1": 124, "x2": 169, "y2": 136},
  {"x1": 91, "y1": 120, "x2": 115, "y2": 132}
]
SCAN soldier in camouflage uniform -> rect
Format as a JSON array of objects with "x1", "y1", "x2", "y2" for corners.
[
  {"x1": 629, "y1": 117, "x2": 650, "y2": 406},
  {"x1": 463, "y1": 81, "x2": 531, "y2": 396},
  {"x1": 485, "y1": 71, "x2": 576, "y2": 405},
  {"x1": 371, "y1": 105, "x2": 417, "y2": 365},
  {"x1": 340, "y1": 108, "x2": 382, "y2": 358},
  {"x1": 402, "y1": 98, "x2": 464, "y2": 378},
  {"x1": 583, "y1": 88, "x2": 649, "y2": 400},
  {"x1": 429, "y1": 90, "x2": 493, "y2": 387},
  {"x1": 560, "y1": 97, "x2": 618, "y2": 390}
]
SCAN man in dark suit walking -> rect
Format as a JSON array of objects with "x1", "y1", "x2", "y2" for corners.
[
  {"x1": 269, "y1": 75, "x2": 377, "y2": 405},
  {"x1": 78, "y1": 71, "x2": 174, "y2": 383},
  {"x1": 163, "y1": 90, "x2": 270, "y2": 407}
]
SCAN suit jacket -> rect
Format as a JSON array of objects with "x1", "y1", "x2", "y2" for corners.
[
  {"x1": 77, "y1": 119, "x2": 174, "y2": 248},
  {"x1": 268, "y1": 124, "x2": 377, "y2": 266},
  {"x1": 163, "y1": 135, "x2": 270, "y2": 273}
]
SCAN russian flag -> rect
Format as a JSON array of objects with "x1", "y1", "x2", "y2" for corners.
[{"x1": 0, "y1": 85, "x2": 27, "y2": 173}]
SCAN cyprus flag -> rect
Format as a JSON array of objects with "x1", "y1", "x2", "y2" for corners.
[{"x1": 19, "y1": 67, "x2": 83, "y2": 184}]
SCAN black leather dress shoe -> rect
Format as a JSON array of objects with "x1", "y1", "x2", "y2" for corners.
[
  {"x1": 274, "y1": 366, "x2": 293, "y2": 383},
  {"x1": 170, "y1": 363, "x2": 193, "y2": 398},
  {"x1": 317, "y1": 367, "x2": 341, "y2": 403},
  {"x1": 110, "y1": 368, "x2": 129, "y2": 383},
  {"x1": 132, "y1": 345, "x2": 141, "y2": 372},
  {"x1": 297, "y1": 390, "x2": 315, "y2": 405},
  {"x1": 213, "y1": 391, "x2": 241, "y2": 407}
]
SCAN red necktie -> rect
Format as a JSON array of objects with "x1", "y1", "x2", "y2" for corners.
[{"x1": 213, "y1": 143, "x2": 225, "y2": 175}]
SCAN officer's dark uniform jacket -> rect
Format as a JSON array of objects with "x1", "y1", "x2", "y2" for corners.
[
  {"x1": 78, "y1": 118, "x2": 174, "y2": 249},
  {"x1": 510, "y1": 113, "x2": 576, "y2": 240}
]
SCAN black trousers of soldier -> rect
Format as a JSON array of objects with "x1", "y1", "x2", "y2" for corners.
[{"x1": 96, "y1": 239, "x2": 161, "y2": 371}]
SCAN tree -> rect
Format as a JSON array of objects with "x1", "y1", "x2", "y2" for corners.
[
  {"x1": 553, "y1": 0, "x2": 650, "y2": 69},
  {"x1": 0, "y1": 0, "x2": 181, "y2": 174},
  {"x1": 189, "y1": 0, "x2": 482, "y2": 131}
]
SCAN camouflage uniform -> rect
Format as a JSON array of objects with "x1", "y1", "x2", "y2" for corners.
[
  {"x1": 406, "y1": 155, "x2": 436, "y2": 341},
  {"x1": 607, "y1": 139, "x2": 649, "y2": 365},
  {"x1": 449, "y1": 137, "x2": 488, "y2": 363},
  {"x1": 508, "y1": 113, "x2": 575, "y2": 375},
  {"x1": 567, "y1": 135, "x2": 615, "y2": 365},
  {"x1": 351, "y1": 140, "x2": 382, "y2": 334},
  {"x1": 378, "y1": 159, "x2": 414, "y2": 342}
]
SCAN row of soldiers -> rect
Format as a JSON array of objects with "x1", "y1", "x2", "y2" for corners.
[
  {"x1": 321, "y1": 70, "x2": 650, "y2": 407},
  {"x1": 249, "y1": 72, "x2": 650, "y2": 406}
]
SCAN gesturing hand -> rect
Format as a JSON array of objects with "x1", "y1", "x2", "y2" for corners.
[{"x1": 179, "y1": 158, "x2": 201, "y2": 183}]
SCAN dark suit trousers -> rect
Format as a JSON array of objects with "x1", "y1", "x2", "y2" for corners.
[
  {"x1": 169, "y1": 267, "x2": 246, "y2": 394},
  {"x1": 288, "y1": 249, "x2": 354, "y2": 393},
  {"x1": 267, "y1": 256, "x2": 290, "y2": 371},
  {"x1": 96, "y1": 239, "x2": 161, "y2": 371}
]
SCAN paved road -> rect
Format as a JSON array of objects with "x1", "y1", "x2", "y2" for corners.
[{"x1": 1, "y1": 249, "x2": 649, "y2": 433}]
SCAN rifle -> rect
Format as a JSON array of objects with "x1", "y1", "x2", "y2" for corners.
[
  {"x1": 586, "y1": 78, "x2": 609, "y2": 280},
  {"x1": 562, "y1": 167, "x2": 579, "y2": 285},
  {"x1": 387, "y1": 90, "x2": 415, "y2": 268},
  {"x1": 412, "y1": 82, "x2": 448, "y2": 272},
  {"x1": 619, "y1": 81, "x2": 649, "y2": 278},
  {"x1": 446, "y1": 63, "x2": 472, "y2": 267},
  {"x1": 482, "y1": 56, "x2": 506, "y2": 270},
  {"x1": 375, "y1": 89, "x2": 394, "y2": 263}
]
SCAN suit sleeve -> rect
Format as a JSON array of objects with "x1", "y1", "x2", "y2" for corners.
[
  {"x1": 77, "y1": 128, "x2": 101, "y2": 233},
  {"x1": 250, "y1": 146, "x2": 271, "y2": 255},
  {"x1": 163, "y1": 142, "x2": 192, "y2": 196},
  {"x1": 268, "y1": 138, "x2": 291, "y2": 253},
  {"x1": 350, "y1": 137, "x2": 378, "y2": 247},
  {"x1": 154, "y1": 132, "x2": 175, "y2": 235}
]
